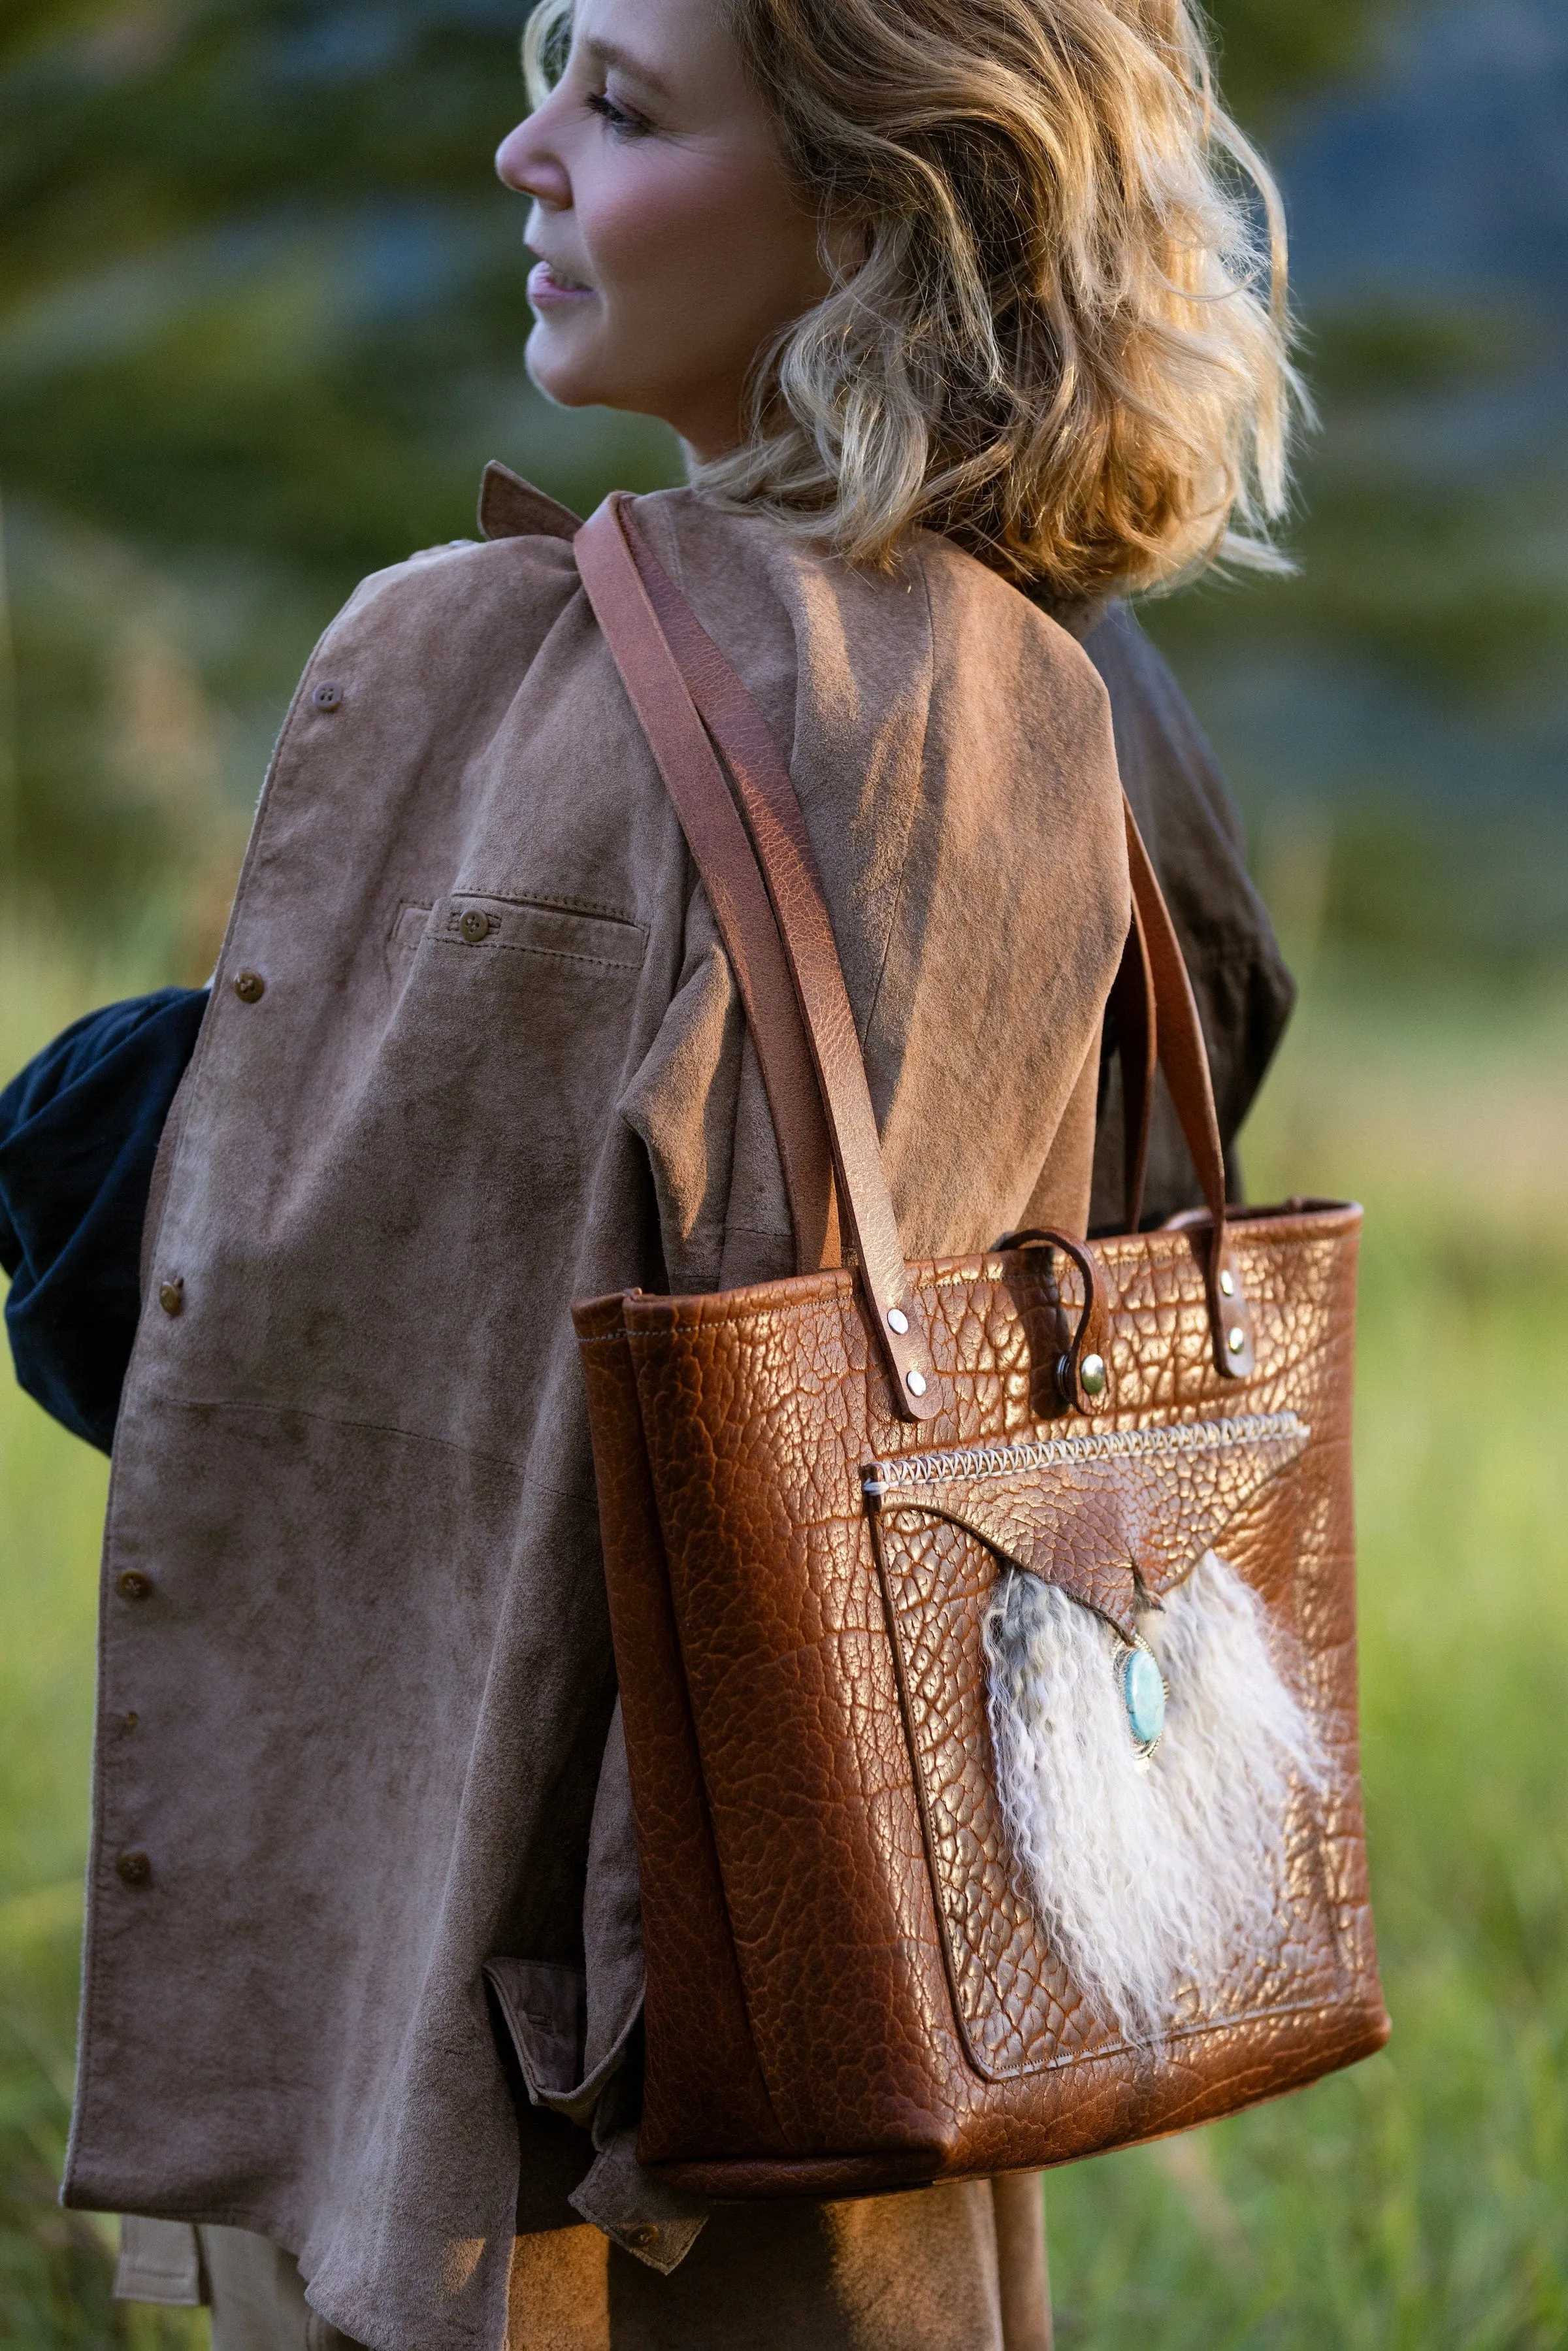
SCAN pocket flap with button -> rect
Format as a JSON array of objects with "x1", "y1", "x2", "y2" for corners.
[{"x1": 438, "y1": 895, "x2": 647, "y2": 972}]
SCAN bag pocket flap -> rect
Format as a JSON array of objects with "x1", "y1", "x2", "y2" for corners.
[{"x1": 864, "y1": 1411, "x2": 1308, "y2": 1641}]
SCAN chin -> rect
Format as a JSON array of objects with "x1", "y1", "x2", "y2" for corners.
[{"x1": 524, "y1": 321, "x2": 606, "y2": 412}]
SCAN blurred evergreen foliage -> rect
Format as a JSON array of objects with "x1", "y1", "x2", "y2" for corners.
[
  {"x1": 1, "y1": 0, "x2": 1560, "y2": 971},
  {"x1": 0, "y1": 0, "x2": 1404, "y2": 569},
  {"x1": 0, "y1": 0, "x2": 683, "y2": 961},
  {"x1": 1139, "y1": 0, "x2": 1568, "y2": 973},
  {"x1": 0, "y1": 0, "x2": 685, "y2": 578}
]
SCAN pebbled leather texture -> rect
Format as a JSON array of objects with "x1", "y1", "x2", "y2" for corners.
[
  {"x1": 574, "y1": 1202, "x2": 1389, "y2": 2191},
  {"x1": 574, "y1": 1294, "x2": 791, "y2": 2164},
  {"x1": 872, "y1": 1413, "x2": 1330, "y2": 2084}
]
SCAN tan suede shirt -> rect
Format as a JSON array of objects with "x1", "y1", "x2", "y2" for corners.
[{"x1": 65, "y1": 472, "x2": 1156, "y2": 2351}]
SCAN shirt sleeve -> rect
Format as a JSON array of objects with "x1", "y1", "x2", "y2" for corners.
[{"x1": 0, "y1": 987, "x2": 209, "y2": 1453}]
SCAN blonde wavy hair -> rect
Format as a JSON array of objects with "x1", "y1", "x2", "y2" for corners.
[{"x1": 525, "y1": 0, "x2": 1301, "y2": 603}]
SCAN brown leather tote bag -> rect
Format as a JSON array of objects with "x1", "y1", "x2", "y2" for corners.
[{"x1": 572, "y1": 496, "x2": 1388, "y2": 2201}]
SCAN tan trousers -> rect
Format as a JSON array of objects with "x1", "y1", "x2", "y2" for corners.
[{"x1": 118, "y1": 2179, "x2": 1050, "y2": 2350}]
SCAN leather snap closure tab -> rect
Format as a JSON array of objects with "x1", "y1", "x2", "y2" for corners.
[
  {"x1": 310, "y1": 681, "x2": 342, "y2": 712},
  {"x1": 116, "y1": 1850, "x2": 152, "y2": 1887},
  {"x1": 233, "y1": 970, "x2": 265, "y2": 1003},
  {"x1": 157, "y1": 1277, "x2": 184, "y2": 1317},
  {"x1": 117, "y1": 1570, "x2": 152, "y2": 1602},
  {"x1": 458, "y1": 910, "x2": 492, "y2": 944}
]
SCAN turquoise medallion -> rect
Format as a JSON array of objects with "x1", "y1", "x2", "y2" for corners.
[{"x1": 1120, "y1": 1646, "x2": 1166, "y2": 1750}]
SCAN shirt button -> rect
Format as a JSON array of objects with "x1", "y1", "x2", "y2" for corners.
[
  {"x1": 459, "y1": 910, "x2": 491, "y2": 944},
  {"x1": 157, "y1": 1277, "x2": 184, "y2": 1316},
  {"x1": 311, "y1": 681, "x2": 343, "y2": 712},
  {"x1": 233, "y1": 970, "x2": 265, "y2": 1003},
  {"x1": 628, "y1": 2226, "x2": 660, "y2": 2253},
  {"x1": 116, "y1": 1850, "x2": 152, "y2": 1886},
  {"x1": 117, "y1": 1570, "x2": 153, "y2": 1602}
]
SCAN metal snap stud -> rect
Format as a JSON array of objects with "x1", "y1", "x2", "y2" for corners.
[
  {"x1": 1228, "y1": 1324, "x2": 1247, "y2": 1354},
  {"x1": 905, "y1": 1366, "x2": 926, "y2": 1396},
  {"x1": 1219, "y1": 1268, "x2": 1235, "y2": 1297},
  {"x1": 887, "y1": 1307, "x2": 909, "y2": 1334},
  {"x1": 233, "y1": 970, "x2": 265, "y2": 1003},
  {"x1": 459, "y1": 910, "x2": 492, "y2": 944},
  {"x1": 1079, "y1": 1352, "x2": 1107, "y2": 1396}
]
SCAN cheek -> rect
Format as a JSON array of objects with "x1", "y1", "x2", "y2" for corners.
[{"x1": 582, "y1": 157, "x2": 805, "y2": 347}]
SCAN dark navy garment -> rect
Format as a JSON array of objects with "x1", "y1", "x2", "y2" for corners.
[{"x1": 0, "y1": 988, "x2": 208, "y2": 1452}]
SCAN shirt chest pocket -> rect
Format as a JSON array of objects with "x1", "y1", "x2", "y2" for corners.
[
  {"x1": 362, "y1": 889, "x2": 658, "y2": 1232},
  {"x1": 383, "y1": 891, "x2": 651, "y2": 1164},
  {"x1": 384, "y1": 890, "x2": 648, "y2": 993},
  {"x1": 424, "y1": 891, "x2": 649, "y2": 975}
]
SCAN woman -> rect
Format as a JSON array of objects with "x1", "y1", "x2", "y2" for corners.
[{"x1": 1, "y1": 0, "x2": 1295, "y2": 2344}]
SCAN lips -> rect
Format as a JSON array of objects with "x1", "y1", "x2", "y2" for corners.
[{"x1": 528, "y1": 258, "x2": 596, "y2": 306}]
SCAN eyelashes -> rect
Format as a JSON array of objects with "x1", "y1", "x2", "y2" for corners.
[{"x1": 585, "y1": 90, "x2": 651, "y2": 140}]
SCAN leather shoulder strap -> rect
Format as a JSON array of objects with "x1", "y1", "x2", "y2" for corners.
[
  {"x1": 577, "y1": 494, "x2": 1253, "y2": 1396},
  {"x1": 1106, "y1": 887, "x2": 1157, "y2": 1234},
  {"x1": 574, "y1": 500, "x2": 840, "y2": 1283},
  {"x1": 1120, "y1": 803, "x2": 1255, "y2": 1375},
  {"x1": 576, "y1": 497, "x2": 938, "y2": 1420},
  {"x1": 617, "y1": 508, "x2": 940, "y2": 1410}
]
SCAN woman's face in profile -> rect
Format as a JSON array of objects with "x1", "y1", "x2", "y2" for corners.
[{"x1": 497, "y1": 0, "x2": 830, "y2": 457}]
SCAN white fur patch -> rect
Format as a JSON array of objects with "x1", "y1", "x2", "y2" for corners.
[{"x1": 982, "y1": 1550, "x2": 1330, "y2": 2046}]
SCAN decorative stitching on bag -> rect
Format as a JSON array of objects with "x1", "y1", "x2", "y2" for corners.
[{"x1": 863, "y1": 1411, "x2": 1307, "y2": 1500}]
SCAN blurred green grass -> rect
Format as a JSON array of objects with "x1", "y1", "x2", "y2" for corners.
[
  {"x1": 0, "y1": 940, "x2": 204, "y2": 2351},
  {"x1": 2, "y1": 930, "x2": 1566, "y2": 2345},
  {"x1": 1049, "y1": 964, "x2": 1568, "y2": 2346}
]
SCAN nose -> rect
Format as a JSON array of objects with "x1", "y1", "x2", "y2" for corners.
[{"x1": 496, "y1": 113, "x2": 570, "y2": 208}]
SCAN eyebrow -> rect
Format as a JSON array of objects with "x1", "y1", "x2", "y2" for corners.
[{"x1": 580, "y1": 38, "x2": 674, "y2": 103}]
